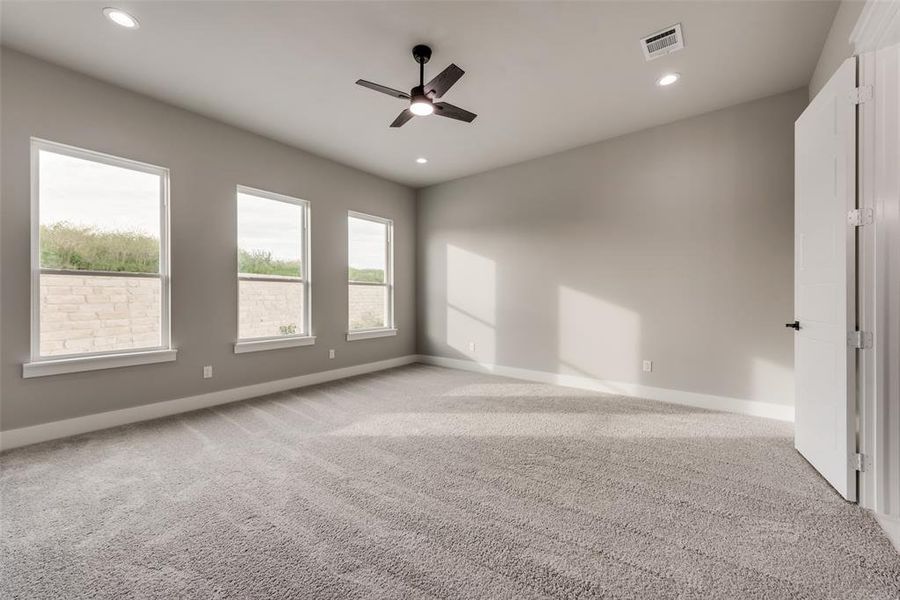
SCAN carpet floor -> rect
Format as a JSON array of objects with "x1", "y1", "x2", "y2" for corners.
[{"x1": 2, "y1": 364, "x2": 899, "y2": 599}]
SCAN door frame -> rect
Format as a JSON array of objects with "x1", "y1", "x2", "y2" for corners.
[{"x1": 851, "y1": 0, "x2": 900, "y2": 531}]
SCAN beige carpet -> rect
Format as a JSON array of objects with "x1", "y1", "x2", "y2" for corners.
[{"x1": 2, "y1": 364, "x2": 899, "y2": 599}]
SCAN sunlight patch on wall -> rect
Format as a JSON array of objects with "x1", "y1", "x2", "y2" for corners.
[
  {"x1": 557, "y1": 285, "x2": 641, "y2": 381},
  {"x1": 446, "y1": 244, "x2": 496, "y2": 362}
]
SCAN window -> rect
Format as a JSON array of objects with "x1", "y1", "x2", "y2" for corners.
[
  {"x1": 347, "y1": 211, "x2": 395, "y2": 341},
  {"x1": 24, "y1": 139, "x2": 174, "y2": 378},
  {"x1": 235, "y1": 186, "x2": 313, "y2": 353}
]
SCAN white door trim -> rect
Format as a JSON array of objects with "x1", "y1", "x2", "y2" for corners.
[
  {"x1": 851, "y1": 0, "x2": 900, "y2": 54},
  {"x1": 851, "y1": 0, "x2": 900, "y2": 528},
  {"x1": 857, "y1": 43, "x2": 900, "y2": 522}
]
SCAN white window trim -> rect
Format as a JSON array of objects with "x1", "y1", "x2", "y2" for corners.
[
  {"x1": 347, "y1": 210, "x2": 395, "y2": 340},
  {"x1": 24, "y1": 138, "x2": 173, "y2": 377},
  {"x1": 346, "y1": 328, "x2": 398, "y2": 342},
  {"x1": 234, "y1": 185, "x2": 313, "y2": 353},
  {"x1": 23, "y1": 349, "x2": 177, "y2": 379},
  {"x1": 234, "y1": 335, "x2": 316, "y2": 354}
]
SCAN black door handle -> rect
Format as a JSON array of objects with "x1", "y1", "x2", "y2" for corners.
[{"x1": 785, "y1": 321, "x2": 800, "y2": 330}]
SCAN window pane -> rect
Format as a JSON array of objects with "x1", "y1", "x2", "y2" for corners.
[
  {"x1": 239, "y1": 280, "x2": 305, "y2": 339},
  {"x1": 39, "y1": 273, "x2": 161, "y2": 356},
  {"x1": 348, "y1": 216, "x2": 386, "y2": 283},
  {"x1": 39, "y1": 150, "x2": 161, "y2": 273},
  {"x1": 238, "y1": 192, "x2": 303, "y2": 278},
  {"x1": 349, "y1": 284, "x2": 386, "y2": 330}
]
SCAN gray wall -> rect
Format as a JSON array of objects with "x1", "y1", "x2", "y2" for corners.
[
  {"x1": 417, "y1": 89, "x2": 807, "y2": 407},
  {"x1": 809, "y1": 0, "x2": 866, "y2": 99},
  {"x1": 0, "y1": 49, "x2": 416, "y2": 431}
]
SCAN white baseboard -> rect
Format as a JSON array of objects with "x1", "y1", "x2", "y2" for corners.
[
  {"x1": 1, "y1": 353, "x2": 793, "y2": 452},
  {"x1": 874, "y1": 512, "x2": 900, "y2": 553},
  {"x1": 0, "y1": 354, "x2": 418, "y2": 451},
  {"x1": 417, "y1": 355, "x2": 795, "y2": 422}
]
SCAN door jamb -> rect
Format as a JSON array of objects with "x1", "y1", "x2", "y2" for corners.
[{"x1": 851, "y1": 0, "x2": 900, "y2": 522}]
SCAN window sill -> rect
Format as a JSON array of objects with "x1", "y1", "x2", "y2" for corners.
[
  {"x1": 23, "y1": 349, "x2": 177, "y2": 379},
  {"x1": 346, "y1": 329, "x2": 398, "y2": 342},
  {"x1": 234, "y1": 335, "x2": 316, "y2": 354}
]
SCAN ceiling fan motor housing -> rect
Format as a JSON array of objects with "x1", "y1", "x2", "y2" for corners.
[{"x1": 412, "y1": 44, "x2": 432, "y2": 64}]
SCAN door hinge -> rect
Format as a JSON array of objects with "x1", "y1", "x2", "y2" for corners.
[
  {"x1": 848, "y1": 208, "x2": 874, "y2": 226},
  {"x1": 852, "y1": 453, "x2": 868, "y2": 472},
  {"x1": 848, "y1": 330, "x2": 873, "y2": 349},
  {"x1": 850, "y1": 86, "x2": 873, "y2": 105}
]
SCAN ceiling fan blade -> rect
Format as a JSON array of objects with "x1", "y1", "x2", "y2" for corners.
[
  {"x1": 355, "y1": 79, "x2": 410, "y2": 100},
  {"x1": 433, "y1": 102, "x2": 477, "y2": 123},
  {"x1": 424, "y1": 64, "x2": 464, "y2": 99},
  {"x1": 390, "y1": 109, "x2": 415, "y2": 128}
]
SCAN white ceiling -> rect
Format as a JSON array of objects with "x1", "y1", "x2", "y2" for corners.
[{"x1": 1, "y1": 1, "x2": 837, "y2": 187}]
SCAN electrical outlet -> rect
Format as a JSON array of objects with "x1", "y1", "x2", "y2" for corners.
[
  {"x1": 329, "y1": 349, "x2": 335, "y2": 359},
  {"x1": 642, "y1": 360, "x2": 653, "y2": 373},
  {"x1": 203, "y1": 365, "x2": 213, "y2": 379},
  {"x1": 468, "y1": 341, "x2": 476, "y2": 352}
]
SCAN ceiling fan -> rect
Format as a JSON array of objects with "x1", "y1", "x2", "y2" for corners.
[{"x1": 356, "y1": 45, "x2": 477, "y2": 128}]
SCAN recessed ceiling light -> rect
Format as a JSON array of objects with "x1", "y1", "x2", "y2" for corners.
[
  {"x1": 416, "y1": 157, "x2": 428, "y2": 164},
  {"x1": 102, "y1": 7, "x2": 140, "y2": 29},
  {"x1": 657, "y1": 73, "x2": 680, "y2": 87}
]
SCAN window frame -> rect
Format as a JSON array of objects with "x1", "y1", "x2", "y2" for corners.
[
  {"x1": 234, "y1": 185, "x2": 314, "y2": 354},
  {"x1": 24, "y1": 138, "x2": 174, "y2": 378},
  {"x1": 347, "y1": 210, "x2": 396, "y2": 341}
]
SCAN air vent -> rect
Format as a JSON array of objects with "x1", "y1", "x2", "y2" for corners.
[{"x1": 640, "y1": 23, "x2": 684, "y2": 61}]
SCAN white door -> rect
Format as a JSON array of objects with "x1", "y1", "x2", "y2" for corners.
[{"x1": 793, "y1": 56, "x2": 858, "y2": 502}]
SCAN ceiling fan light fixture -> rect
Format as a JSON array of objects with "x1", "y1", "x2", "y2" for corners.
[{"x1": 410, "y1": 100, "x2": 434, "y2": 116}]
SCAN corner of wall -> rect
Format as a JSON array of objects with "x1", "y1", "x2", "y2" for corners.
[{"x1": 809, "y1": 1, "x2": 868, "y2": 101}]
